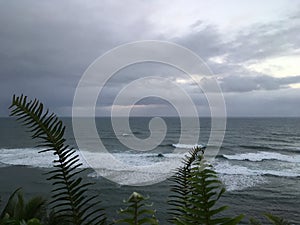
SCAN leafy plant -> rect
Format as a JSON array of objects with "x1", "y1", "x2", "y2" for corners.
[
  {"x1": 9, "y1": 95, "x2": 106, "y2": 225},
  {"x1": 249, "y1": 217, "x2": 261, "y2": 225},
  {"x1": 168, "y1": 147, "x2": 203, "y2": 223},
  {"x1": 115, "y1": 192, "x2": 158, "y2": 225},
  {"x1": 249, "y1": 213, "x2": 291, "y2": 225},
  {"x1": 168, "y1": 147, "x2": 244, "y2": 225},
  {"x1": 0, "y1": 188, "x2": 46, "y2": 225}
]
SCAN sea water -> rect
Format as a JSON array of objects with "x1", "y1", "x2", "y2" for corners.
[{"x1": 0, "y1": 117, "x2": 299, "y2": 224}]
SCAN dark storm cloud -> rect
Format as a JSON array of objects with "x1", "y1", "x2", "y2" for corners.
[
  {"x1": 0, "y1": 0, "x2": 156, "y2": 115},
  {"x1": 1, "y1": 1, "x2": 154, "y2": 77}
]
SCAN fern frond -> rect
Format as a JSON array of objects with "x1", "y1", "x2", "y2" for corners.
[
  {"x1": 168, "y1": 146, "x2": 244, "y2": 225},
  {"x1": 0, "y1": 188, "x2": 46, "y2": 224},
  {"x1": 249, "y1": 214, "x2": 291, "y2": 225},
  {"x1": 115, "y1": 192, "x2": 159, "y2": 225},
  {"x1": 264, "y1": 213, "x2": 291, "y2": 225},
  {"x1": 167, "y1": 146, "x2": 204, "y2": 223},
  {"x1": 9, "y1": 95, "x2": 106, "y2": 225},
  {"x1": 249, "y1": 217, "x2": 262, "y2": 225}
]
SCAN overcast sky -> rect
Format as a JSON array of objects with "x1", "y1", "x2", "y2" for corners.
[{"x1": 1, "y1": 0, "x2": 300, "y2": 117}]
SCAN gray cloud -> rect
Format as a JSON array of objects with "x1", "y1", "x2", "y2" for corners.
[
  {"x1": 224, "y1": 88, "x2": 300, "y2": 117},
  {"x1": 225, "y1": 11, "x2": 300, "y2": 63},
  {"x1": 174, "y1": 25, "x2": 225, "y2": 59},
  {"x1": 174, "y1": 8, "x2": 300, "y2": 63},
  {"x1": 219, "y1": 75, "x2": 300, "y2": 92},
  {"x1": 0, "y1": 0, "x2": 157, "y2": 116}
]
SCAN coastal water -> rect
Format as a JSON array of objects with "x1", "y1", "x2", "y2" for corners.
[{"x1": 0, "y1": 117, "x2": 299, "y2": 224}]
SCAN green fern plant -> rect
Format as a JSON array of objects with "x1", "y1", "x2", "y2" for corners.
[
  {"x1": 0, "y1": 188, "x2": 46, "y2": 225},
  {"x1": 168, "y1": 147, "x2": 203, "y2": 223},
  {"x1": 249, "y1": 213, "x2": 291, "y2": 225},
  {"x1": 249, "y1": 217, "x2": 262, "y2": 225},
  {"x1": 168, "y1": 147, "x2": 244, "y2": 225},
  {"x1": 9, "y1": 95, "x2": 106, "y2": 225},
  {"x1": 264, "y1": 213, "x2": 291, "y2": 225},
  {"x1": 114, "y1": 192, "x2": 158, "y2": 225}
]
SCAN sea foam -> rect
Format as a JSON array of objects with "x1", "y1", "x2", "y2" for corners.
[
  {"x1": 1, "y1": 148, "x2": 299, "y2": 191},
  {"x1": 223, "y1": 151, "x2": 300, "y2": 163},
  {"x1": 172, "y1": 143, "x2": 203, "y2": 149}
]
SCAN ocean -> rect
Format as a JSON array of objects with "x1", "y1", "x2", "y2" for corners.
[{"x1": 0, "y1": 117, "x2": 299, "y2": 224}]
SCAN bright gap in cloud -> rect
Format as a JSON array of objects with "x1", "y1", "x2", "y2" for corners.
[
  {"x1": 148, "y1": 0, "x2": 296, "y2": 37},
  {"x1": 289, "y1": 83, "x2": 300, "y2": 89},
  {"x1": 246, "y1": 55, "x2": 300, "y2": 78}
]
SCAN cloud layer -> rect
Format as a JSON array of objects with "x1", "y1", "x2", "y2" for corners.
[{"x1": 0, "y1": 1, "x2": 299, "y2": 116}]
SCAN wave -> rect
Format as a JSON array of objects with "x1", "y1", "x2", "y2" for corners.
[
  {"x1": 0, "y1": 148, "x2": 185, "y2": 186},
  {"x1": 281, "y1": 146, "x2": 300, "y2": 153},
  {"x1": 1, "y1": 148, "x2": 299, "y2": 190},
  {"x1": 259, "y1": 137, "x2": 292, "y2": 143},
  {"x1": 222, "y1": 151, "x2": 300, "y2": 163},
  {"x1": 271, "y1": 132, "x2": 300, "y2": 137},
  {"x1": 239, "y1": 144, "x2": 300, "y2": 153},
  {"x1": 239, "y1": 145, "x2": 273, "y2": 151},
  {"x1": 214, "y1": 161, "x2": 299, "y2": 191},
  {"x1": 214, "y1": 161, "x2": 300, "y2": 178},
  {"x1": 2, "y1": 148, "x2": 299, "y2": 174},
  {"x1": 0, "y1": 148, "x2": 56, "y2": 168},
  {"x1": 172, "y1": 143, "x2": 203, "y2": 149},
  {"x1": 0, "y1": 148, "x2": 186, "y2": 169}
]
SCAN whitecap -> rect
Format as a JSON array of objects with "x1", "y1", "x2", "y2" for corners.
[
  {"x1": 223, "y1": 151, "x2": 300, "y2": 163},
  {"x1": 172, "y1": 143, "x2": 203, "y2": 149}
]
